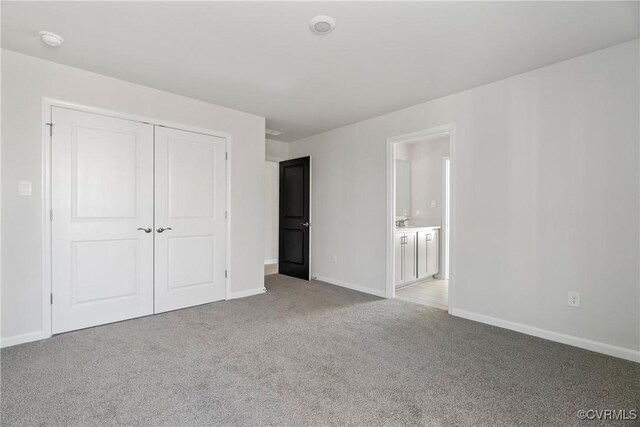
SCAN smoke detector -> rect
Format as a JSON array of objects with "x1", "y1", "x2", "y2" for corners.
[
  {"x1": 309, "y1": 16, "x2": 336, "y2": 35},
  {"x1": 266, "y1": 129, "x2": 284, "y2": 136},
  {"x1": 39, "y1": 31, "x2": 64, "y2": 47}
]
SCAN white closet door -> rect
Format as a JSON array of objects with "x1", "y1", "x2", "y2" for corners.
[
  {"x1": 154, "y1": 127, "x2": 227, "y2": 313},
  {"x1": 51, "y1": 107, "x2": 154, "y2": 334}
]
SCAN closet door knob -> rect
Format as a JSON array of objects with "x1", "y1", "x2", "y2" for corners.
[
  {"x1": 137, "y1": 227, "x2": 152, "y2": 233},
  {"x1": 156, "y1": 227, "x2": 172, "y2": 233}
]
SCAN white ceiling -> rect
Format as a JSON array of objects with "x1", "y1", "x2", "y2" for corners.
[{"x1": 2, "y1": 1, "x2": 638, "y2": 142}]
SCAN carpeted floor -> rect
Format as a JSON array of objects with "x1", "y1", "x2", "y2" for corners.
[{"x1": 2, "y1": 274, "x2": 639, "y2": 426}]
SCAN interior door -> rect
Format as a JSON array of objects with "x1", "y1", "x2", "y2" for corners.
[
  {"x1": 51, "y1": 107, "x2": 154, "y2": 334},
  {"x1": 154, "y1": 127, "x2": 227, "y2": 313},
  {"x1": 279, "y1": 157, "x2": 310, "y2": 280}
]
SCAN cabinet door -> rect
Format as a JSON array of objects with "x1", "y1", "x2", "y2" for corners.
[
  {"x1": 426, "y1": 230, "x2": 439, "y2": 277},
  {"x1": 417, "y1": 231, "x2": 429, "y2": 279},
  {"x1": 394, "y1": 233, "x2": 404, "y2": 287},
  {"x1": 404, "y1": 232, "x2": 417, "y2": 283}
]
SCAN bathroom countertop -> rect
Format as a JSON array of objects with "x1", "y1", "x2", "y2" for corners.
[{"x1": 395, "y1": 224, "x2": 441, "y2": 232}]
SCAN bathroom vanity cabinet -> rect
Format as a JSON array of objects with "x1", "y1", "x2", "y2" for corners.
[{"x1": 395, "y1": 227, "x2": 440, "y2": 289}]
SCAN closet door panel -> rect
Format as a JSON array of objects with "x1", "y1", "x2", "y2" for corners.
[
  {"x1": 51, "y1": 107, "x2": 154, "y2": 334},
  {"x1": 154, "y1": 127, "x2": 227, "y2": 313}
]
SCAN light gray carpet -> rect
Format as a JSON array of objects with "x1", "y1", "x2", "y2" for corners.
[{"x1": 2, "y1": 274, "x2": 638, "y2": 426}]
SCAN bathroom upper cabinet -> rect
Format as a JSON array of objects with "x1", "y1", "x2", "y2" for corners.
[
  {"x1": 395, "y1": 227, "x2": 439, "y2": 289},
  {"x1": 417, "y1": 229, "x2": 439, "y2": 280}
]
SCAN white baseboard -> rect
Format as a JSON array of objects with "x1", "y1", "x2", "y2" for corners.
[
  {"x1": 450, "y1": 308, "x2": 640, "y2": 363},
  {"x1": 1, "y1": 331, "x2": 47, "y2": 349},
  {"x1": 264, "y1": 259, "x2": 278, "y2": 265},
  {"x1": 314, "y1": 275, "x2": 387, "y2": 298},
  {"x1": 228, "y1": 287, "x2": 267, "y2": 300}
]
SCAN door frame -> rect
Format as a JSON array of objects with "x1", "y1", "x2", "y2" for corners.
[
  {"x1": 385, "y1": 124, "x2": 456, "y2": 313},
  {"x1": 264, "y1": 159, "x2": 280, "y2": 266},
  {"x1": 41, "y1": 98, "x2": 231, "y2": 339},
  {"x1": 264, "y1": 154, "x2": 312, "y2": 283},
  {"x1": 277, "y1": 156, "x2": 312, "y2": 280},
  {"x1": 441, "y1": 156, "x2": 450, "y2": 280}
]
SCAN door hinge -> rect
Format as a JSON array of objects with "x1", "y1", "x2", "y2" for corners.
[
  {"x1": 225, "y1": 270, "x2": 228, "y2": 278},
  {"x1": 50, "y1": 293, "x2": 53, "y2": 305},
  {"x1": 225, "y1": 152, "x2": 228, "y2": 160},
  {"x1": 50, "y1": 209, "x2": 53, "y2": 221},
  {"x1": 46, "y1": 122, "x2": 53, "y2": 137},
  {"x1": 225, "y1": 211, "x2": 228, "y2": 219}
]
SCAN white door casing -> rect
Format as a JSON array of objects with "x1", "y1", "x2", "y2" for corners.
[
  {"x1": 153, "y1": 127, "x2": 227, "y2": 313},
  {"x1": 443, "y1": 157, "x2": 451, "y2": 280},
  {"x1": 51, "y1": 107, "x2": 154, "y2": 333}
]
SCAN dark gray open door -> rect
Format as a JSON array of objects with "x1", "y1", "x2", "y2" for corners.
[{"x1": 279, "y1": 157, "x2": 310, "y2": 280}]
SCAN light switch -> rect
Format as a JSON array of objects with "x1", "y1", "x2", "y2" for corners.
[
  {"x1": 431, "y1": 200, "x2": 437, "y2": 208},
  {"x1": 18, "y1": 181, "x2": 32, "y2": 196}
]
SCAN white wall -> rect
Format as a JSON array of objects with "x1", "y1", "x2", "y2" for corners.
[
  {"x1": 1, "y1": 49, "x2": 266, "y2": 345},
  {"x1": 290, "y1": 40, "x2": 640, "y2": 360},
  {"x1": 395, "y1": 143, "x2": 412, "y2": 162},
  {"x1": 264, "y1": 138, "x2": 291, "y2": 265},
  {"x1": 266, "y1": 138, "x2": 291, "y2": 161},
  {"x1": 264, "y1": 161, "x2": 279, "y2": 263}
]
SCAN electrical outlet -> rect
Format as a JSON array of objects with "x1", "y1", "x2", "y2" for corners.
[
  {"x1": 431, "y1": 200, "x2": 437, "y2": 208},
  {"x1": 332, "y1": 255, "x2": 338, "y2": 264},
  {"x1": 568, "y1": 292, "x2": 580, "y2": 308}
]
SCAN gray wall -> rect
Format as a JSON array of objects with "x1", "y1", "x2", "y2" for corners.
[
  {"x1": 264, "y1": 139, "x2": 291, "y2": 264},
  {"x1": 1, "y1": 50, "x2": 266, "y2": 344},
  {"x1": 290, "y1": 40, "x2": 640, "y2": 359},
  {"x1": 264, "y1": 161, "x2": 279, "y2": 263}
]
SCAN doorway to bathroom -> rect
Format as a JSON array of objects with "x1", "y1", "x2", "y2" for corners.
[{"x1": 386, "y1": 126, "x2": 454, "y2": 310}]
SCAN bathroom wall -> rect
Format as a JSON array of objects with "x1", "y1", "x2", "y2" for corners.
[{"x1": 407, "y1": 136, "x2": 450, "y2": 226}]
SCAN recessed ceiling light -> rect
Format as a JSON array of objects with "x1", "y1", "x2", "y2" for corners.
[
  {"x1": 309, "y1": 16, "x2": 336, "y2": 35},
  {"x1": 266, "y1": 129, "x2": 284, "y2": 136},
  {"x1": 39, "y1": 31, "x2": 64, "y2": 47}
]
